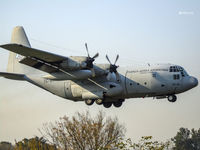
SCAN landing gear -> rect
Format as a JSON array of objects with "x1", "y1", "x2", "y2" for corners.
[
  {"x1": 85, "y1": 99, "x2": 94, "y2": 105},
  {"x1": 103, "y1": 99, "x2": 125, "y2": 108},
  {"x1": 113, "y1": 101, "x2": 123, "y2": 107},
  {"x1": 167, "y1": 95, "x2": 177, "y2": 102},
  {"x1": 95, "y1": 99, "x2": 103, "y2": 105},
  {"x1": 85, "y1": 98, "x2": 125, "y2": 108},
  {"x1": 103, "y1": 102, "x2": 112, "y2": 108}
]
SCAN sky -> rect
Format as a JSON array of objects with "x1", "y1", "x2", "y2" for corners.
[{"x1": 0, "y1": 0, "x2": 200, "y2": 143}]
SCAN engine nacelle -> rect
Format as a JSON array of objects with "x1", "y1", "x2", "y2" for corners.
[{"x1": 60, "y1": 57, "x2": 87, "y2": 70}]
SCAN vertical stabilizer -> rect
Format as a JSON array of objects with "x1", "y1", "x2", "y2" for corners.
[
  {"x1": 7, "y1": 26, "x2": 34, "y2": 74},
  {"x1": 11, "y1": 26, "x2": 31, "y2": 47}
]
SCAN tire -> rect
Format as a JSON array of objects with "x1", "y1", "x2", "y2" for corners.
[
  {"x1": 168, "y1": 95, "x2": 177, "y2": 102},
  {"x1": 103, "y1": 102, "x2": 112, "y2": 108},
  {"x1": 119, "y1": 99, "x2": 125, "y2": 103},
  {"x1": 85, "y1": 99, "x2": 94, "y2": 105},
  {"x1": 95, "y1": 99, "x2": 103, "y2": 105},
  {"x1": 113, "y1": 101, "x2": 123, "y2": 107}
]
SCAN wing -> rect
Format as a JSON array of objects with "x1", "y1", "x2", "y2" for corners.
[
  {"x1": 0, "y1": 43, "x2": 70, "y2": 73},
  {"x1": 0, "y1": 43, "x2": 66, "y2": 63}
]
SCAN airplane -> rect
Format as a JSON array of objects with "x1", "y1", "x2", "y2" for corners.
[{"x1": 0, "y1": 26, "x2": 198, "y2": 108}]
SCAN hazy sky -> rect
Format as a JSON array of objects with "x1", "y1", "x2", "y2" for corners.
[{"x1": 0, "y1": 0, "x2": 200, "y2": 143}]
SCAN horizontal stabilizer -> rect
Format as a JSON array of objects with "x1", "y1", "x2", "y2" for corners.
[{"x1": 0, "y1": 72, "x2": 25, "y2": 80}]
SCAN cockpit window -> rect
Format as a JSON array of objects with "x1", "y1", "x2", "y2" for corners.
[
  {"x1": 169, "y1": 66, "x2": 188, "y2": 77},
  {"x1": 169, "y1": 66, "x2": 179, "y2": 72}
]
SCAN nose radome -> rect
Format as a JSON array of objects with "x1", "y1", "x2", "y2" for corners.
[{"x1": 190, "y1": 76, "x2": 198, "y2": 87}]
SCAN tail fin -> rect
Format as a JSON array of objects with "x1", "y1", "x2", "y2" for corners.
[{"x1": 7, "y1": 26, "x2": 34, "y2": 74}]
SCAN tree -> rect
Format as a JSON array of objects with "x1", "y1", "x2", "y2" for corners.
[
  {"x1": 14, "y1": 136, "x2": 57, "y2": 150},
  {"x1": 113, "y1": 136, "x2": 172, "y2": 150},
  {"x1": 40, "y1": 111, "x2": 125, "y2": 150},
  {"x1": 0, "y1": 141, "x2": 14, "y2": 150},
  {"x1": 172, "y1": 127, "x2": 200, "y2": 150}
]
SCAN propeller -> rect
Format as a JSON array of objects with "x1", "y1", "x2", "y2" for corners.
[
  {"x1": 106, "y1": 54, "x2": 120, "y2": 82},
  {"x1": 85, "y1": 43, "x2": 99, "y2": 77}
]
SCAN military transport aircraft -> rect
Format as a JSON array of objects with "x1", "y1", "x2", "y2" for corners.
[{"x1": 0, "y1": 26, "x2": 198, "y2": 108}]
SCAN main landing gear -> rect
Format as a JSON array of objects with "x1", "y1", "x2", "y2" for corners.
[
  {"x1": 167, "y1": 95, "x2": 177, "y2": 102},
  {"x1": 85, "y1": 99, "x2": 94, "y2": 105},
  {"x1": 85, "y1": 99, "x2": 125, "y2": 108}
]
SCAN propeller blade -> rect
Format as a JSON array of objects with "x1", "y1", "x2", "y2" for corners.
[
  {"x1": 114, "y1": 54, "x2": 119, "y2": 65},
  {"x1": 85, "y1": 43, "x2": 90, "y2": 57},
  {"x1": 106, "y1": 55, "x2": 112, "y2": 64},
  {"x1": 90, "y1": 68, "x2": 95, "y2": 77},
  {"x1": 92, "y1": 52, "x2": 99, "y2": 59},
  {"x1": 106, "y1": 72, "x2": 112, "y2": 80}
]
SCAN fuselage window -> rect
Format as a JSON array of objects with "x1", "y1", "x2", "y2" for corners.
[
  {"x1": 173, "y1": 74, "x2": 180, "y2": 80},
  {"x1": 152, "y1": 73, "x2": 156, "y2": 77},
  {"x1": 181, "y1": 71, "x2": 185, "y2": 77}
]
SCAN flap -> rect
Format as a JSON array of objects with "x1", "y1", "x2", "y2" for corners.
[{"x1": 19, "y1": 57, "x2": 59, "y2": 73}]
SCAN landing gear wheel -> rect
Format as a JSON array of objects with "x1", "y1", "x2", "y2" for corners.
[
  {"x1": 95, "y1": 99, "x2": 103, "y2": 105},
  {"x1": 119, "y1": 99, "x2": 125, "y2": 103},
  {"x1": 85, "y1": 99, "x2": 94, "y2": 105},
  {"x1": 113, "y1": 101, "x2": 123, "y2": 107},
  {"x1": 168, "y1": 95, "x2": 177, "y2": 102},
  {"x1": 103, "y1": 102, "x2": 112, "y2": 108}
]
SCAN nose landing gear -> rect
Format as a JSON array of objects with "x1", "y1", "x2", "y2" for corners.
[{"x1": 167, "y1": 95, "x2": 177, "y2": 102}]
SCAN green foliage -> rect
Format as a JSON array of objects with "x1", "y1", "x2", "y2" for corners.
[
  {"x1": 113, "y1": 136, "x2": 171, "y2": 150},
  {"x1": 172, "y1": 127, "x2": 200, "y2": 150},
  {"x1": 14, "y1": 136, "x2": 57, "y2": 150}
]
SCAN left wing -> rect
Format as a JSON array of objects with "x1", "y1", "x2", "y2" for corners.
[
  {"x1": 0, "y1": 43, "x2": 71, "y2": 73},
  {"x1": 0, "y1": 43, "x2": 66, "y2": 63}
]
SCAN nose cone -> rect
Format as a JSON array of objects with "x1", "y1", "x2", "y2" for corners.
[{"x1": 189, "y1": 76, "x2": 198, "y2": 88}]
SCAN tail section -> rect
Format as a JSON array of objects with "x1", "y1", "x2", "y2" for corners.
[
  {"x1": 11, "y1": 26, "x2": 31, "y2": 47},
  {"x1": 7, "y1": 26, "x2": 34, "y2": 74}
]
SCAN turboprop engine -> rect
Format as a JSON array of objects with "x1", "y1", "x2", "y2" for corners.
[{"x1": 59, "y1": 56, "x2": 88, "y2": 70}]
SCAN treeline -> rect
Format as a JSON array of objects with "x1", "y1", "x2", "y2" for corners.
[
  {"x1": 1, "y1": 111, "x2": 200, "y2": 150},
  {"x1": 0, "y1": 137, "x2": 56, "y2": 150}
]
